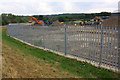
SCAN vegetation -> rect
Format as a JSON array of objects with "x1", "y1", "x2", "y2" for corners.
[
  {"x1": 1, "y1": 13, "x2": 29, "y2": 25},
  {"x1": 1, "y1": 12, "x2": 111, "y2": 25},
  {"x1": 2, "y1": 27, "x2": 120, "y2": 78}
]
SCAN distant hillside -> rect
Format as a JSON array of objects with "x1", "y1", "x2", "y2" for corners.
[{"x1": 1, "y1": 12, "x2": 111, "y2": 25}]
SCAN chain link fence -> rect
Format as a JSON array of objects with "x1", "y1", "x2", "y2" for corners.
[{"x1": 7, "y1": 24, "x2": 119, "y2": 71}]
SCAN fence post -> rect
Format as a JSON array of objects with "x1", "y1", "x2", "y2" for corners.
[
  {"x1": 99, "y1": 24, "x2": 103, "y2": 66},
  {"x1": 64, "y1": 24, "x2": 67, "y2": 55},
  {"x1": 118, "y1": 2, "x2": 120, "y2": 72},
  {"x1": 118, "y1": 26, "x2": 120, "y2": 72}
]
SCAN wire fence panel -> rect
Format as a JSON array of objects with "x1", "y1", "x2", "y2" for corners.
[
  {"x1": 22, "y1": 25, "x2": 65, "y2": 54},
  {"x1": 69, "y1": 25, "x2": 100, "y2": 62},
  {"x1": 7, "y1": 24, "x2": 119, "y2": 71}
]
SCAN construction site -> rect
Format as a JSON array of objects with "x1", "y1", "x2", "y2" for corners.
[
  {"x1": 6, "y1": 12, "x2": 120, "y2": 72},
  {"x1": 1, "y1": 0, "x2": 120, "y2": 78}
]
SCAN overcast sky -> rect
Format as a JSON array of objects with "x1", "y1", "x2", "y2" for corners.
[{"x1": 0, "y1": 0, "x2": 119, "y2": 15}]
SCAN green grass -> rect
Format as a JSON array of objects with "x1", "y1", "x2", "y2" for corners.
[{"x1": 2, "y1": 27, "x2": 120, "y2": 78}]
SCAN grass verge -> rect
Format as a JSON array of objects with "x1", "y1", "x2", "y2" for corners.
[{"x1": 2, "y1": 26, "x2": 120, "y2": 78}]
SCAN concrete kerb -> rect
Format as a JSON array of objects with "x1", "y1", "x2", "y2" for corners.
[{"x1": 8, "y1": 34, "x2": 119, "y2": 72}]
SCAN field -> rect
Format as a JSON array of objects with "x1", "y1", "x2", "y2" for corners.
[{"x1": 1, "y1": 26, "x2": 120, "y2": 78}]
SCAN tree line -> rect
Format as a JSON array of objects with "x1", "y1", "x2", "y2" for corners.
[
  {"x1": 1, "y1": 12, "x2": 111, "y2": 25},
  {"x1": 1, "y1": 14, "x2": 29, "y2": 25}
]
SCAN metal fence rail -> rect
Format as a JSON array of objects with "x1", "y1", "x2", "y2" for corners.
[{"x1": 7, "y1": 24, "x2": 119, "y2": 71}]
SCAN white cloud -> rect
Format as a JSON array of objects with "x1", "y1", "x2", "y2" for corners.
[
  {"x1": 87, "y1": 8, "x2": 117, "y2": 13},
  {"x1": 37, "y1": 2, "x2": 53, "y2": 13},
  {"x1": 0, "y1": 0, "x2": 119, "y2": 15}
]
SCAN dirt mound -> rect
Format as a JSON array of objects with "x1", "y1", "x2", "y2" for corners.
[
  {"x1": 51, "y1": 20, "x2": 64, "y2": 26},
  {"x1": 103, "y1": 16, "x2": 120, "y2": 25}
]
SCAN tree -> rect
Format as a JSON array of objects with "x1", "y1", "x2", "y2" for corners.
[
  {"x1": 58, "y1": 17, "x2": 65, "y2": 22},
  {"x1": 1, "y1": 13, "x2": 29, "y2": 25}
]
